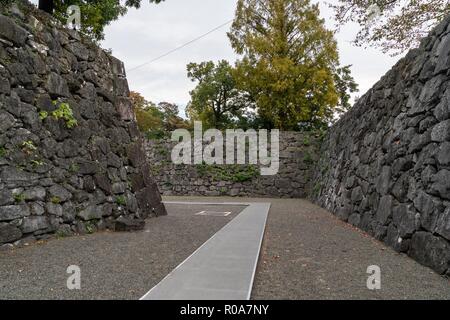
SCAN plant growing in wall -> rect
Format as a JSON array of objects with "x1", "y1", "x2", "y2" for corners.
[
  {"x1": 52, "y1": 102, "x2": 78, "y2": 128},
  {"x1": 40, "y1": 102, "x2": 78, "y2": 129},
  {"x1": 0, "y1": 146, "x2": 7, "y2": 157},
  {"x1": 21, "y1": 140, "x2": 37, "y2": 155},
  {"x1": 195, "y1": 163, "x2": 259, "y2": 183}
]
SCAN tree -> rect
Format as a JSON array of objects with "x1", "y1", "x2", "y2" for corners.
[
  {"x1": 36, "y1": 0, "x2": 165, "y2": 41},
  {"x1": 130, "y1": 92, "x2": 188, "y2": 133},
  {"x1": 331, "y1": 0, "x2": 450, "y2": 55},
  {"x1": 228, "y1": 0, "x2": 357, "y2": 130},
  {"x1": 186, "y1": 60, "x2": 254, "y2": 129},
  {"x1": 158, "y1": 102, "x2": 189, "y2": 131},
  {"x1": 130, "y1": 91, "x2": 163, "y2": 133}
]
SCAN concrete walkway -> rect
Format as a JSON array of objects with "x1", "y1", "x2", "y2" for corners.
[{"x1": 141, "y1": 202, "x2": 270, "y2": 300}]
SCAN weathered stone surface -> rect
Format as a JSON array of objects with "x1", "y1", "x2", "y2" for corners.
[
  {"x1": 0, "y1": 205, "x2": 30, "y2": 221},
  {"x1": 145, "y1": 131, "x2": 319, "y2": 199},
  {"x1": 430, "y1": 170, "x2": 450, "y2": 200},
  {"x1": 0, "y1": 14, "x2": 28, "y2": 45},
  {"x1": 0, "y1": 223, "x2": 22, "y2": 244},
  {"x1": 431, "y1": 119, "x2": 450, "y2": 142},
  {"x1": 0, "y1": 189, "x2": 14, "y2": 206},
  {"x1": 0, "y1": 111, "x2": 15, "y2": 133},
  {"x1": 21, "y1": 216, "x2": 49, "y2": 234},
  {"x1": 115, "y1": 97, "x2": 134, "y2": 121},
  {"x1": 0, "y1": 4, "x2": 165, "y2": 244},
  {"x1": 409, "y1": 232, "x2": 450, "y2": 274},
  {"x1": 436, "y1": 142, "x2": 450, "y2": 166},
  {"x1": 311, "y1": 16, "x2": 450, "y2": 275},
  {"x1": 30, "y1": 202, "x2": 45, "y2": 216},
  {"x1": 115, "y1": 216, "x2": 145, "y2": 232},
  {"x1": 48, "y1": 185, "x2": 72, "y2": 202},
  {"x1": 413, "y1": 191, "x2": 440, "y2": 231},
  {"x1": 46, "y1": 72, "x2": 69, "y2": 98},
  {"x1": 435, "y1": 207, "x2": 450, "y2": 241},
  {"x1": 392, "y1": 204, "x2": 417, "y2": 237},
  {"x1": 1, "y1": 167, "x2": 38, "y2": 182},
  {"x1": 23, "y1": 187, "x2": 46, "y2": 201},
  {"x1": 46, "y1": 202, "x2": 63, "y2": 216},
  {"x1": 77, "y1": 205, "x2": 103, "y2": 221},
  {"x1": 376, "y1": 195, "x2": 393, "y2": 225},
  {"x1": 112, "y1": 182, "x2": 126, "y2": 195}
]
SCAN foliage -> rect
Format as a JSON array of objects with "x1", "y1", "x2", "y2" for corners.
[
  {"x1": 69, "y1": 163, "x2": 79, "y2": 173},
  {"x1": 130, "y1": 91, "x2": 188, "y2": 136},
  {"x1": 21, "y1": 140, "x2": 37, "y2": 154},
  {"x1": 0, "y1": 146, "x2": 7, "y2": 157},
  {"x1": 51, "y1": 196, "x2": 61, "y2": 204},
  {"x1": 14, "y1": 193, "x2": 26, "y2": 203},
  {"x1": 195, "y1": 163, "x2": 259, "y2": 182},
  {"x1": 31, "y1": 159, "x2": 44, "y2": 167},
  {"x1": 116, "y1": 195, "x2": 126, "y2": 206},
  {"x1": 51, "y1": 102, "x2": 78, "y2": 128},
  {"x1": 228, "y1": 0, "x2": 358, "y2": 130},
  {"x1": 85, "y1": 221, "x2": 96, "y2": 234},
  {"x1": 39, "y1": 111, "x2": 48, "y2": 120},
  {"x1": 331, "y1": 0, "x2": 450, "y2": 55},
  {"x1": 186, "y1": 60, "x2": 255, "y2": 129},
  {"x1": 38, "y1": 0, "x2": 165, "y2": 42}
]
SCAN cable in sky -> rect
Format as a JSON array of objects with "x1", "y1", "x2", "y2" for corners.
[{"x1": 127, "y1": 19, "x2": 234, "y2": 73}]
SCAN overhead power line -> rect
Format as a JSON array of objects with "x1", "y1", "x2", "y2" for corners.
[{"x1": 127, "y1": 19, "x2": 234, "y2": 73}]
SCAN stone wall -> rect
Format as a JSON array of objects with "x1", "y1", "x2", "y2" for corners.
[
  {"x1": 311, "y1": 16, "x2": 450, "y2": 275},
  {"x1": 0, "y1": 1, "x2": 166, "y2": 247},
  {"x1": 145, "y1": 131, "x2": 319, "y2": 198}
]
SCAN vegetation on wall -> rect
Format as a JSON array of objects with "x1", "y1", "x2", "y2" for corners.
[
  {"x1": 38, "y1": 101, "x2": 78, "y2": 128},
  {"x1": 195, "y1": 163, "x2": 260, "y2": 183}
]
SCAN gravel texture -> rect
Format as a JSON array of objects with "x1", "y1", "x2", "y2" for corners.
[
  {"x1": 250, "y1": 198, "x2": 450, "y2": 299},
  {"x1": 1, "y1": 197, "x2": 449, "y2": 300},
  {"x1": 0, "y1": 203, "x2": 245, "y2": 300},
  {"x1": 161, "y1": 197, "x2": 450, "y2": 299}
]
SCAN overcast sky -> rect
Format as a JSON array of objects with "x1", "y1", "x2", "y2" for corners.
[{"x1": 32, "y1": 0, "x2": 402, "y2": 116}]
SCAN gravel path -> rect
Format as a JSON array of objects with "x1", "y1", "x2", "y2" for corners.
[
  {"x1": 250, "y1": 198, "x2": 450, "y2": 299},
  {"x1": 162, "y1": 197, "x2": 450, "y2": 299},
  {"x1": 0, "y1": 203, "x2": 245, "y2": 300},
  {"x1": 1, "y1": 197, "x2": 449, "y2": 299}
]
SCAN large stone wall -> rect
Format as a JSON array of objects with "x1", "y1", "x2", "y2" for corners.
[
  {"x1": 0, "y1": 1, "x2": 166, "y2": 247},
  {"x1": 312, "y1": 16, "x2": 450, "y2": 275},
  {"x1": 145, "y1": 131, "x2": 319, "y2": 198}
]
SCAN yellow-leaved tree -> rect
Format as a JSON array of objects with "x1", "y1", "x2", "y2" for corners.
[{"x1": 228, "y1": 0, "x2": 358, "y2": 130}]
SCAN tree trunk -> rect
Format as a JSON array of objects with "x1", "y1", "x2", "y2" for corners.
[{"x1": 38, "y1": 0, "x2": 54, "y2": 14}]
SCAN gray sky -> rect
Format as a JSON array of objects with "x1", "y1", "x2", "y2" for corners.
[{"x1": 32, "y1": 0, "x2": 402, "y2": 115}]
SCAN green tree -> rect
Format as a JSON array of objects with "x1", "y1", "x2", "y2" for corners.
[
  {"x1": 35, "y1": 0, "x2": 165, "y2": 41},
  {"x1": 228, "y1": 0, "x2": 358, "y2": 130},
  {"x1": 130, "y1": 91, "x2": 163, "y2": 132},
  {"x1": 130, "y1": 92, "x2": 188, "y2": 133},
  {"x1": 331, "y1": 0, "x2": 450, "y2": 55},
  {"x1": 158, "y1": 102, "x2": 189, "y2": 131},
  {"x1": 186, "y1": 60, "x2": 254, "y2": 129}
]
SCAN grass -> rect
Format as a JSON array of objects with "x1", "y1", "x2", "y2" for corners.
[
  {"x1": 116, "y1": 196, "x2": 126, "y2": 206},
  {"x1": 51, "y1": 196, "x2": 61, "y2": 204}
]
